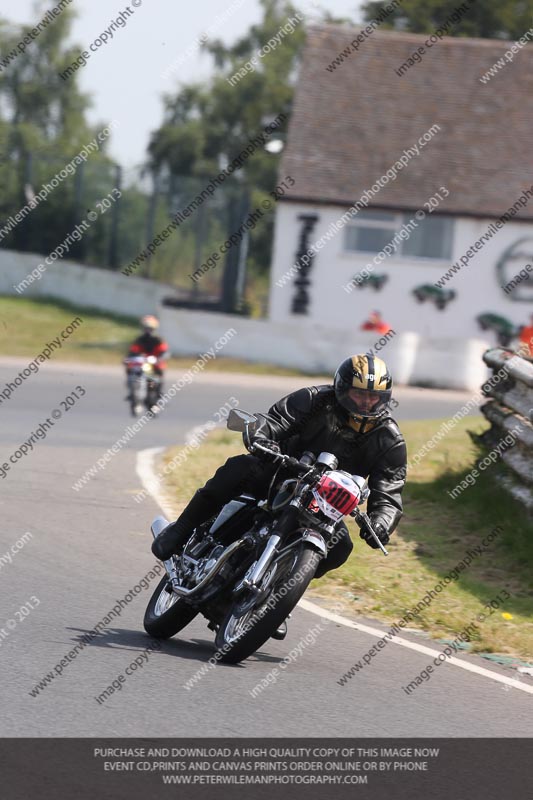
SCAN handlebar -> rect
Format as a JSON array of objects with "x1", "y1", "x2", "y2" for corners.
[
  {"x1": 250, "y1": 439, "x2": 388, "y2": 555},
  {"x1": 124, "y1": 355, "x2": 160, "y2": 364},
  {"x1": 250, "y1": 441, "x2": 317, "y2": 476},
  {"x1": 351, "y1": 507, "x2": 389, "y2": 556}
]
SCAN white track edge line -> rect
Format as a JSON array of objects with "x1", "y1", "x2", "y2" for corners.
[
  {"x1": 298, "y1": 599, "x2": 533, "y2": 694},
  {"x1": 136, "y1": 446, "x2": 177, "y2": 519},
  {"x1": 136, "y1": 446, "x2": 533, "y2": 696}
]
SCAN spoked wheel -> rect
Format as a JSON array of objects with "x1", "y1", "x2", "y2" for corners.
[
  {"x1": 143, "y1": 575, "x2": 198, "y2": 639},
  {"x1": 145, "y1": 381, "x2": 160, "y2": 414},
  {"x1": 215, "y1": 545, "x2": 321, "y2": 664}
]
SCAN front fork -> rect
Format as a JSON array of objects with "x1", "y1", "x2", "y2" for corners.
[
  {"x1": 234, "y1": 506, "x2": 325, "y2": 593},
  {"x1": 234, "y1": 533, "x2": 281, "y2": 593}
]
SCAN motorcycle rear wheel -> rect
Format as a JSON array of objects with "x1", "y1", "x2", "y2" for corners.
[
  {"x1": 214, "y1": 545, "x2": 321, "y2": 664},
  {"x1": 144, "y1": 576, "x2": 198, "y2": 638}
]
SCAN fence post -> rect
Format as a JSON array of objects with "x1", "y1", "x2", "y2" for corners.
[
  {"x1": 108, "y1": 164, "x2": 122, "y2": 269},
  {"x1": 221, "y1": 187, "x2": 249, "y2": 313}
]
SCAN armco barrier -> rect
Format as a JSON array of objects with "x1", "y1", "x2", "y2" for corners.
[{"x1": 479, "y1": 348, "x2": 533, "y2": 510}]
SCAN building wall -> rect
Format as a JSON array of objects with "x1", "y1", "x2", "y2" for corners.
[
  {"x1": 269, "y1": 201, "x2": 533, "y2": 342},
  {"x1": 159, "y1": 307, "x2": 490, "y2": 391}
]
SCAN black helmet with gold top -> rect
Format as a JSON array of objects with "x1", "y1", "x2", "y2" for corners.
[{"x1": 334, "y1": 354, "x2": 392, "y2": 433}]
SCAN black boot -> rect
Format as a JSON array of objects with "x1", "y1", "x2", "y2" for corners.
[
  {"x1": 151, "y1": 490, "x2": 221, "y2": 561},
  {"x1": 151, "y1": 519, "x2": 193, "y2": 561}
]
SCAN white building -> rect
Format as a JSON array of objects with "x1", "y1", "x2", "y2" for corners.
[{"x1": 269, "y1": 26, "x2": 533, "y2": 347}]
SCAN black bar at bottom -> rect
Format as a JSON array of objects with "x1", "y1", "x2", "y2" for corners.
[{"x1": 1, "y1": 738, "x2": 531, "y2": 800}]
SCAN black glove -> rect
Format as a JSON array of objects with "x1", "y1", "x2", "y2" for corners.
[{"x1": 359, "y1": 517, "x2": 390, "y2": 549}]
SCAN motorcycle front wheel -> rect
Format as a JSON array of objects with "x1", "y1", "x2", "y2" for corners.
[
  {"x1": 144, "y1": 576, "x2": 198, "y2": 639},
  {"x1": 214, "y1": 544, "x2": 321, "y2": 664},
  {"x1": 145, "y1": 380, "x2": 160, "y2": 412},
  {"x1": 130, "y1": 379, "x2": 144, "y2": 417}
]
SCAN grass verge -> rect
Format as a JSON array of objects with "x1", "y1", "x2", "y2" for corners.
[
  {"x1": 0, "y1": 294, "x2": 310, "y2": 375},
  {"x1": 160, "y1": 418, "x2": 533, "y2": 661}
]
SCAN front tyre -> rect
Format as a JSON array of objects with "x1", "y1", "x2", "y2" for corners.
[
  {"x1": 144, "y1": 576, "x2": 198, "y2": 638},
  {"x1": 145, "y1": 380, "x2": 160, "y2": 412},
  {"x1": 215, "y1": 545, "x2": 321, "y2": 664},
  {"x1": 130, "y1": 382, "x2": 143, "y2": 417}
]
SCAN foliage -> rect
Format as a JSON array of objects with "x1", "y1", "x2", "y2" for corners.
[
  {"x1": 362, "y1": 0, "x2": 533, "y2": 39},
  {"x1": 148, "y1": 0, "x2": 309, "y2": 279},
  {"x1": 0, "y1": 3, "x2": 146, "y2": 268}
]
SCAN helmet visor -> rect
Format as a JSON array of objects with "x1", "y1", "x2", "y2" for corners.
[{"x1": 339, "y1": 387, "x2": 391, "y2": 418}]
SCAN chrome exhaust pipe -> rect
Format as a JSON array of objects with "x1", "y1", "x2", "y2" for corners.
[
  {"x1": 150, "y1": 516, "x2": 246, "y2": 598},
  {"x1": 151, "y1": 516, "x2": 169, "y2": 539},
  {"x1": 171, "y1": 539, "x2": 246, "y2": 597}
]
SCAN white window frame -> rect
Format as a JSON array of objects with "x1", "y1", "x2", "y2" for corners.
[{"x1": 343, "y1": 210, "x2": 455, "y2": 262}]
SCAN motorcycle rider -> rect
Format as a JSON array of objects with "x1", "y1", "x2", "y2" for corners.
[
  {"x1": 152, "y1": 354, "x2": 407, "y2": 583},
  {"x1": 126, "y1": 315, "x2": 169, "y2": 400}
]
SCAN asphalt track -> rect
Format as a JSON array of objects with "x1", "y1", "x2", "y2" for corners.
[{"x1": 0, "y1": 358, "x2": 531, "y2": 736}]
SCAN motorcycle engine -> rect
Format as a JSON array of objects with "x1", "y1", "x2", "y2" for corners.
[{"x1": 192, "y1": 544, "x2": 225, "y2": 584}]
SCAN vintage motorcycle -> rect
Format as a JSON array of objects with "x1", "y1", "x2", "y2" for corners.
[
  {"x1": 143, "y1": 409, "x2": 387, "y2": 663},
  {"x1": 124, "y1": 354, "x2": 162, "y2": 417}
]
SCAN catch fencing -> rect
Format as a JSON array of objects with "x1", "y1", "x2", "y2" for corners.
[{"x1": 479, "y1": 348, "x2": 533, "y2": 510}]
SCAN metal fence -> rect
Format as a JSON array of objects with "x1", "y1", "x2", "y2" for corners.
[
  {"x1": 0, "y1": 153, "x2": 251, "y2": 313},
  {"x1": 479, "y1": 348, "x2": 533, "y2": 511}
]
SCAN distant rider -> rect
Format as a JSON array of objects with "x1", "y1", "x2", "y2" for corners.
[{"x1": 126, "y1": 315, "x2": 169, "y2": 399}]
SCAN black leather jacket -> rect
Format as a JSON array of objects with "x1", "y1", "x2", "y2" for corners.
[{"x1": 253, "y1": 385, "x2": 407, "y2": 534}]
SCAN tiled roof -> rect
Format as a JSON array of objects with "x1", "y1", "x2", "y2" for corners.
[{"x1": 280, "y1": 25, "x2": 533, "y2": 220}]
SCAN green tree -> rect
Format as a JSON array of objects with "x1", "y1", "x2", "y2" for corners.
[
  {"x1": 0, "y1": 6, "x2": 91, "y2": 168},
  {"x1": 149, "y1": 0, "x2": 313, "y2": 289},
  {"x1": 0, "y1": 2, "x2": 142, "y2": 266},
  {"x1": 362, "y1": 0, "x2": 533, "y2": 39}
]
